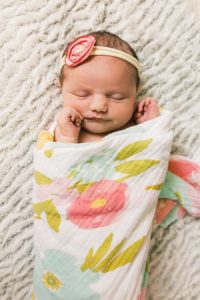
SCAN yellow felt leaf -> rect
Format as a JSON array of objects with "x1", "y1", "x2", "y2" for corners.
[
  {"x1": 34, "y1": 171, "x2": 52, "y2": 185},
  {"x1": 114, "y1": 139, "x2": 152, "y2": 161},
  {"x1": 81, "y1": 233, "x2": 113, "y2": 271},
  {"x1": 33, "y1": 200, "x2": 61, "y2": 232},
  {"x1": 145, "y1": 183, "x2": 163, "y2": 190},
  {"x1": 102, "y1": 236, "x2": 146, "y2": 273},
  {"x1": 115, "y1": 160, "x2": 160, "y2": 176},
  {"x1": 93, "y1": 239, "x2": 125, "y2": 272}
]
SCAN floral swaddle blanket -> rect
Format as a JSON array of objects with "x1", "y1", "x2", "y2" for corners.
[{"x1": 32, "y1": 111, "x2": 200, "y2": 300}]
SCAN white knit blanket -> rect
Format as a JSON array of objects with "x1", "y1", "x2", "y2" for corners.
[{"x1": 0, "y1": 1, "x2": 200, "y2": 300}]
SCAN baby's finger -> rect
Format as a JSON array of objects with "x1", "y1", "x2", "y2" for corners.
[
  {"x1": 138, "y1": 100, "x2": 146, "y2": 112},
  {"x1": 75, "y1": 119, "x2": 82, "y2": 127},
  {"x1": 70, "y1": 111, "x2": 76, "y2": 123},
  {"x1": 73, "y1": 111, "x2": 83, "y2": 126},
  {"x1": 145, "y1": 98, "x2": 151, "y2": 106},
  {"x1": 135, "y1": 111, "x2": 142, "y2": 117}
]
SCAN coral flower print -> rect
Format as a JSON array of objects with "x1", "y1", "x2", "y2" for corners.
[
  {"x1": 67, "y1": 180, "x2": 127, "y2": 228},
  {"x1": 168, "y1": 155, "x2": 200, "y2": 190},
  {"x1": 168, "y1": 155, "x2": 200, "y2": 217},
  {"x1": 65, "y1": 35, "x2": 96, "y2": 66}
]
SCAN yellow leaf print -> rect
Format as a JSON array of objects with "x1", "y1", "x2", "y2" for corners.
[
  {"x1": 81, "y1": 248, "x2": 94, "y2": 271},
  {"x1": 102, "y1": 236, "x2": 146, "y2": 273},
  {"x1": 68, "y1": 180, "x2": 96, "y2": 193},
  {"x1": 44, "y1": 149, "x2": 53, "y2": 158},
  {"x1": 32, "y1": 292, "x2": 35, "y2": 300},
  {"x1": 93, "y1": 239, "x2": 125, "y2": 272},
  {"x1": 81, "y1": 234, "x2": 146, "y2": 273},
  {"x1": 115, "y1": 160, "x2": 160, "y2": 176},
  {"x1": 81, "y1": 233, "x2": 113, "y2": 271},
  {"x1": 174, "y1": 191, "x2": 182, "y2": 206},
  {"x1": 145, "y1": 183, "x2": 163, "y2": 190},
  {"x1": 33, "y1": 200, "x2": 61, "y2": 232},
  {"x1": 36, "y1": 130, "x2": 54, "y2": 150},
  {"x1": 34, "y1": 171, "x2": 52, "y2": 185},
  {"x1": 114, "y1": 139, "x2": 153, "y2": 161}
]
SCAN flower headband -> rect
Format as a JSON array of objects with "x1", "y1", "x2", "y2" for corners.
[{"x1": 59, "y1": 35, "x2": 140, "y2": 76}]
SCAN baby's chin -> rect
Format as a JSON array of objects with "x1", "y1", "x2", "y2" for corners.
[
  {"x1": 81, "y1": 120, "x2": 132, "y2": 135},
  {"x1": 81, "y1": 121, "x2": 116, "y2": 135}
]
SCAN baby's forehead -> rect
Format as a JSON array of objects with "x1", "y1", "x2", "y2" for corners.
[
  {"x1": 64, "y1": 55, "x2": 137, "y2": 82},
  {"x1": 62, "y1": 61, "x2": 137, "y2": 93}
]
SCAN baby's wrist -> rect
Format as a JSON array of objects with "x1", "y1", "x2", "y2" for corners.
[{"x1": 54, "y1": 126, "x2": 78, "y2": 143}]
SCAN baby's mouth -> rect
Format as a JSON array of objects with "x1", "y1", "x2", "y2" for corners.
[{"x1": 85, "y1": 117, "x2": 107, "y2": 121}]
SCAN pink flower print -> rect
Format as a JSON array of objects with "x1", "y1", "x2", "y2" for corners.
[
  {"x1": 36, "y1": 177, "x2": 77, "y2": 205},
  {"x1": 154, "y1": 198, "x2": 177, "y2": 225},
  {"x1": 154, "y1": 198, "x2": 187, "y2": 227},
  {"x1": 137, "y1": 288, "x2": 147, "y2": 300},
  {"x1": 169, "y1": 155, "x2": 200, "y2": 190},
  {"x1": 169, "y1": 155, "x2": 200, "y2": 217},
  {"x1": 67, "y1": 180, "x2": 127, "y2": 229},
  {"x1": 65, "y1": 35, "x2": 96, "y2": 67}
]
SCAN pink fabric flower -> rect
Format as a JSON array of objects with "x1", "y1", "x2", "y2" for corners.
[
  {"x1": 67, "y1": 180, "x2": 127, "y2": 228},
  {"x1": 65, "y1": 35, "x2": 96, "y2": 67}
]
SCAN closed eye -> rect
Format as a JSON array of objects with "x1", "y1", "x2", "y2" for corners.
[
  {"x1": 73, "y1": 92, "x2": 89, "y2": 98},
  {"x1": 109, "y1": 95, "x2": 126, "y2": 101}
]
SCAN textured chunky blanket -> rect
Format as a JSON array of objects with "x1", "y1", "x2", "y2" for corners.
[{"x1": 1, "y1": 1, "x2": 200, "y2": 300}]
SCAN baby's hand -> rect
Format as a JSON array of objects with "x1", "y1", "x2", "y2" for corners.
[
  {"x1": 55, "y1": 106, "x2": 83, "y2": 143},
  {"x1": 134, "y1": 97, "x2": 160, "y2": 124}
]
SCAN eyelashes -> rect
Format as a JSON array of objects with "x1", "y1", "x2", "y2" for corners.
[{"x1": 72, "y1": 93, "x2": 126, "y2": 101}]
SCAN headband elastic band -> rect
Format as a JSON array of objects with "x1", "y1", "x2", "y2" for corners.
[
  {"x1": 91, "y1": 46, "x2": 140, "y2": 71},
  {"x1": 59, "y1": 46, "x2": 140, "y2": 77}
]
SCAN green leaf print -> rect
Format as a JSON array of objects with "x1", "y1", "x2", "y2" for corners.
[
  {"x1": 115, "y1": 160, "x2": 160, "y2": 176},
  {"x1": 114, "y1": 139, "x2": 153, "y2": 161},
  {"x1": 33, "y1": 200, "x2": 61, "y2": 232}
]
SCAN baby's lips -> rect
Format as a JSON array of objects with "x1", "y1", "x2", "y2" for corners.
[{"x1": 65, "y1": 35, "x2": 96, "y2": 67}]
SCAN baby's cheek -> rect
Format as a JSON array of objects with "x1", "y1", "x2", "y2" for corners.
[{"x1": 65, "y1": 100, "x2": 87, "y2": 115}]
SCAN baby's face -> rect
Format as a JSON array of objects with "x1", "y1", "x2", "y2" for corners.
[{"x1": 61, "y1": 55, "x2": 137, "y2": 134}]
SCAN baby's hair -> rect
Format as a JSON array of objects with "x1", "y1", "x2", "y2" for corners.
[{"x1": 60, "y1": 30, "x2": 140, "y2": 88}]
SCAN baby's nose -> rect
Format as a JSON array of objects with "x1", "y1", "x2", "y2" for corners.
[{"x1": 89, "y1": 95, "x2": 108, "y2": 113}]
